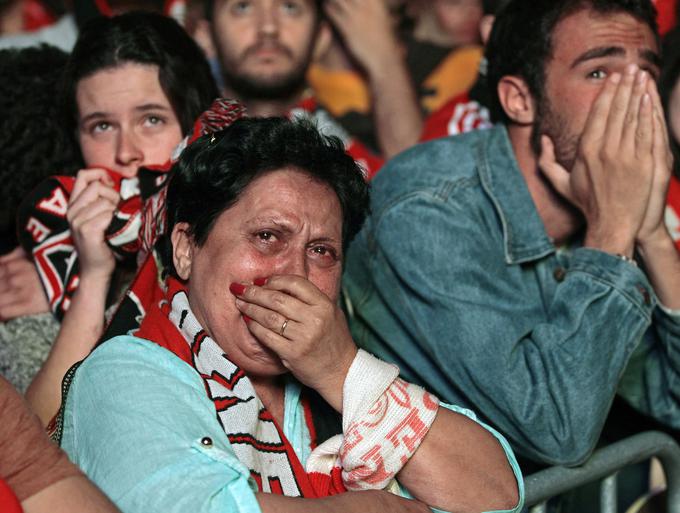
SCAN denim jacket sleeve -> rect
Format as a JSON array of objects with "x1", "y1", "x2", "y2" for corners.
[
  {"x1": 345, "y1": 170, "x2": 676, "y2": 465},
  {"x1": 617, "y1": 306, "x2": 680, "y2": 426},
  {"x1": 61, "y1": 336, "x2": 262, "y2": 513}
]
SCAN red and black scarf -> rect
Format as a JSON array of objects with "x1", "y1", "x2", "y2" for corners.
[
  {"x1": 17, "y1": 98, "x2": 247, "y2": 322},
  {"x1": 135, "y1": 276, "x2": 346, "y2": 497}
]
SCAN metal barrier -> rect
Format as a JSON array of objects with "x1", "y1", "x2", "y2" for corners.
[{"x1": 524, "y1": 431, "x2": 680, "y2": 513}]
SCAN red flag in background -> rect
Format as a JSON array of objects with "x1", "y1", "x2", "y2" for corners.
[{"x1": 656, "y1": 0, "x2": 678, "y2": 35}]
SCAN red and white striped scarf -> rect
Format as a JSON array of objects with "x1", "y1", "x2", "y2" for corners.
[
  {"x1": 135, "y1": 278, "x2": 345, "y2": 497},
  {"x1": 134, "y1": 277, "x2": 439, "y2": 498}
]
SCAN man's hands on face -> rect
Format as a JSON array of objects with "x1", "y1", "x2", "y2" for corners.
[
  {"x1": 0, "y1": 247, "x2": 49, "y2": 321},
  {"x1": 635, "y1": 80, "x2": 675, "y2": 248},
  {"x1": 540, "y1": 64, "x2": 660, "y2": 257}
]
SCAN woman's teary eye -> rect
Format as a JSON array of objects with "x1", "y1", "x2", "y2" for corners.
[{"x1": 310, "y1": 245, "x2": 339, "y2": 262}]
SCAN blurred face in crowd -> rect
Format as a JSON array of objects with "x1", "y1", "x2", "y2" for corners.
[
  {"x1": 533, "y1": 7, "x2": 659, "y2": 169},
  {"x1": 211, "y1": 0, "x2": 319, "y2": 99},
  {"x1": 433, "y1": 0, "x2": 483, "y2": 46},
  {"x1": 76, "y1": 63, "x2": 183, "y2": 177}
]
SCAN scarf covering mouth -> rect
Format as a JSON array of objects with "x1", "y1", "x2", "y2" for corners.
[
  {"x1": 17, "y1": 98, "x2": 247, "y2": 322},
  {"x1": 132, "y1": 275, "x2": 439, "y2": 497}
]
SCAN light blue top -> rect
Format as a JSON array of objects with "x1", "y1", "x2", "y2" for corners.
[
  {"x1": 61, "y1": 335, "x2": 524, "y2": 513},
  {"x1": 343, "y1": 125, "x2": 680, "y2": 467}
]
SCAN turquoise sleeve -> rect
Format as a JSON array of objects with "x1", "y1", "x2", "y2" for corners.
[{"x1": 61, "y1": 335, "x2": 262, "y2": 513}]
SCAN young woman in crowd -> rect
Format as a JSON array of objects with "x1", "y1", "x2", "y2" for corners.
[{"x1": 20, "y1": 11, "x2": 218, "y2": 424}]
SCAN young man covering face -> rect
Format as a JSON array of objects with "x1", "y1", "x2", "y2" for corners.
[{"x1": 344, "y1": 0, "x2": 680, "y2": 466}]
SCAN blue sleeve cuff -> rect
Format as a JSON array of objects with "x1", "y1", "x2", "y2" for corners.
[{"x1": 569, "y1": 248, "x2": 655, "y2": 318}]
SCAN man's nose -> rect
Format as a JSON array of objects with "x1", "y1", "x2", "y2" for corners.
[{"x1": 257, "y1": 4, "x2": 279, "y2": 37}]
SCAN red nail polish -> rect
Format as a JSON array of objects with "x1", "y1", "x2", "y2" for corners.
[
  {"x1": 254, "y1": 277, "x2": 268, "y2": 286},
  {"x1": 243, "y1": 314, "x2": 252, "y2": 323},
  {"x1": 229, "y1": 283, "x2": 246, "y2": 296}
]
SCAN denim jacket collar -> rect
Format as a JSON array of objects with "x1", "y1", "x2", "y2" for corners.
[{"x1": 477, "y1": 126, "x2": 556, "y2": 265}]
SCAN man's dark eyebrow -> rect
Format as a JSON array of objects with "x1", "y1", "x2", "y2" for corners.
[
  {"x1": 639, "y1": 48, "x2": 661, "y2": 68},
  {"x1": 570, "y1": 46, "x2": 625, "y2": 68},
  {"x1": 570, "y1": 46, "x2": 661, "y2": 70}
]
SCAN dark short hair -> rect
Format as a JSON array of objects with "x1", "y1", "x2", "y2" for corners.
[
  {"x1": 486, "y1": 0, "x2": 658, "y2": 124},
  {"x1": 61, "y1": 11, "x2": 218, "y2": 140},
  {"x1": 204, "y1": 0, "x2": 323, "y2": 22},
  {"x1": 0, "y1": 45, "x2": 81, "y2": 249},
  {"x1": 164, "y1": 117, "x2": 369, "y2": 274},
  {"x1": 660, "y1": 26, "x2": 680, "y2": 177},
  {"x1": 482, "y1": 0, "x2": 512, "y2": 15}
]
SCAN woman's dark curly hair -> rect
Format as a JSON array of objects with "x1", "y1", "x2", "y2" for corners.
[
  {"x1": 0, "y1": 45, "x2": 82, "y2": 251},
  {"x1": 163, "y1": 117, "x2": 370, "y2": 275}
]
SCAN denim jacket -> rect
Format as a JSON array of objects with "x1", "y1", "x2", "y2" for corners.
[{"x1": 344, "y1": 125, "x2": 680, "y2": 466}]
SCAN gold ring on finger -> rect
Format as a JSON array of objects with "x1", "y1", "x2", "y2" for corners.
[{"x1": 280, "y1": 319, "x2": 289, "y2": 337}]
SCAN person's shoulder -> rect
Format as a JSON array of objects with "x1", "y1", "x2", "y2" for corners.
[
  {"x1": 83, "y1": 334, "x2": 170, "y2": 362},
  {"x1": 379, "y1": 128, "x2": 493, "y2": 182},
  {"x1": 371, "y1": 127, "x2": 495, "y2": 204},
  {"x1": 74, "y1": 335, "x2": 199, "y2": 390},
  {"x1": 63, "y1": 336, "x2": 210, "y2": 447}
]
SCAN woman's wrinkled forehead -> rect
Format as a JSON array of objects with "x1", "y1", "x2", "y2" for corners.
[{"x1": 214, "y1": 168, "x2": 342, "y2": 237}]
